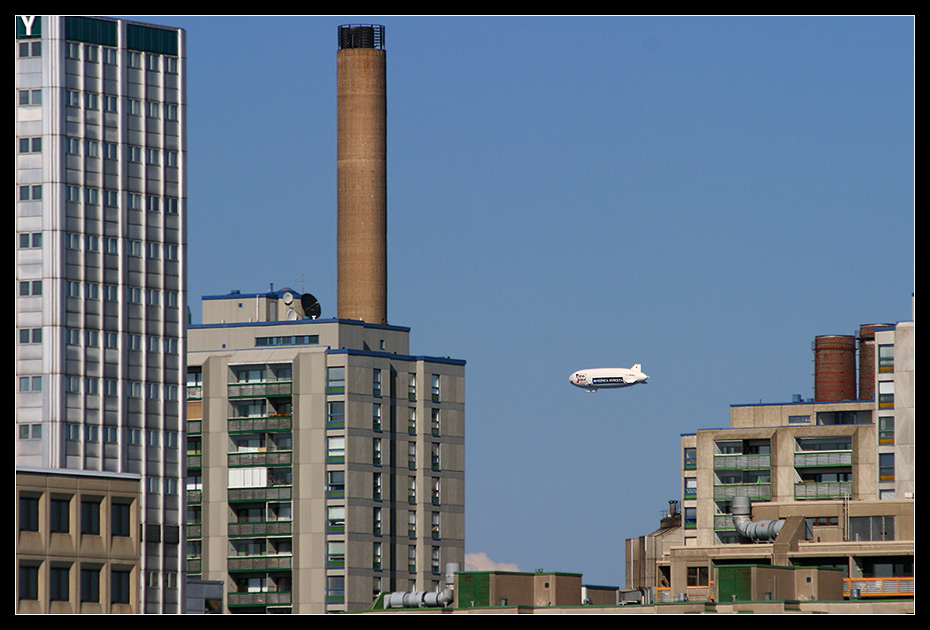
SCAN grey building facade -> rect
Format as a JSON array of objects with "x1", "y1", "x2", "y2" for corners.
[
  {"x1": 16, "y1": 15, "x2": 187, "y2": 613},
  {"x1": 185, "y1": 289, "x2": 465, "y2": 613}
]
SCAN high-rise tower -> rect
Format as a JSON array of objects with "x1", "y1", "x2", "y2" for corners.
[
  {"x1": 16, "y1": 15, "x2": 186, "y2": 614},
  {"x1": 337, "y1": 24, "x2": 387, "y2": 324}
]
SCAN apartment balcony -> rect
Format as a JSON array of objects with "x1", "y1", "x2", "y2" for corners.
[
  {"x1": 229, "y1": 520, "x2": 293, "y2": 538},
  {"x1": 794, "y1": 481, "x2": 852, "y2": 499},
  {"x1": 228, "y1": 415, "x2": 292, "y2": 433},
  {"x1": 794, "y1": 451, "x2": 852, "y2": 467},
  {"x1": 228, "y1": 450, "x2": 292, "y2": 467},
  {"x1": 714, "y1": 454, "x2": 770, "y2": 469},
  {"x1": 227, "y1": 590, "x2": 292, "y2": 607},
  {"x1": 228, "y1": 486, "x2": 292, "y2": 503},
  {"x1": 845, "y1": 577, "x2": 914, "y2": 598},
  {"x1": 227, "y1": 554, "x2": 292, "y2": 572},
  {"x1": 714, "y1": 483, "x2": 772, "y2": 500},
  {"x1": 228, "y1": 381, "x2": 292, "y2": 398}
]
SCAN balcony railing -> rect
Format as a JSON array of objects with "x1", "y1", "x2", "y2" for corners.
[
  {"x1": 228, "y1": 381, "x2": 292, "y2": 398},
  {"x1": 227, "y1": 486, "x2": 292, "y2": 503},
  {"x1": 794, "y1": 451, "x2": 852, "y2": 467},
  {"x1": 228, "y1": 415, "x2": 292, "y2": 433},
  {"x1": 227, "y1": 555, "x2": 292, "y2": 572},
  {"x1": 845, "y1": 576, "x2": 914, "y2": 597},
  {"x1": 228, "y1": 450, "x2": 292, "y2": 467},
  {"x1": 228, "y1": 591, "x2": 292, "y2": 607},
  {"x1": 794, "y1": 481, "x2": 852, "y2": 499},
  {"x1": 228, "y1": 520, "x2": 292, "y2": 538},
  {"x1": 714, "y1": 483, "x2": 771, "y2": 500},
  {"x1": 714, "y1": 454, "x2": 770, "y2": 469}
]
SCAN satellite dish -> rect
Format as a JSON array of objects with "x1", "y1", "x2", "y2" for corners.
[
  {"x1": 282, "y1": 291, "x2": 295, "y2": 305},
  {"x1": 301, "y1": 293, "x2": 322, "y2": 320}
]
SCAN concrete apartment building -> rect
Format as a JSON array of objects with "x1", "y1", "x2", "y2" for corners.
[
  {"x1": 15, "y1": 15, "x2": 187, "y2": 613},
  {"x1": 184, "y1": 289, "x2": 465, "y2": 612},
  {"x1": 627, "y1": 307, "x2": 915, "y2": 604}
]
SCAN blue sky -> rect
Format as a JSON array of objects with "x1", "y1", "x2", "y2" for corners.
[{"x1": 133, "y1": 15, "x2": 913, "y2": 586}]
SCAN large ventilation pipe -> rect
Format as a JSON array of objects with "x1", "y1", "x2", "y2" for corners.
[
  {"x1": 731, "y1": 496, "x2": 785, "y2": 542},
  {"x1": 813, "y1": 335, "x2": 857, "y2": 401},
  {"x1": 384, "y1": 562, "x2": 459, "y2": 609},
  {"x1": 337, "y1": 24, "x2": 388, "y2": 325}
]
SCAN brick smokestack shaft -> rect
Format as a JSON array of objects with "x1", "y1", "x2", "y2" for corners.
[{"x1": 337, "y1": 25, "x2": 387, "y2": 324}]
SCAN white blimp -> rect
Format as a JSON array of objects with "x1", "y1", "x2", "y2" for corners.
[{"x1": 569, "y1": 364, "x2": 649, "y2": 392}]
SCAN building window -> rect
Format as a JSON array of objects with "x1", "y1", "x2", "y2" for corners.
[
  {"x1": 684, "y1": 477, "x2": 697, "y2": 499},
  {"x1": 408, "y1": 510, "x2": 417, "y2": 538},
  {"x1": 50, "y1": 498, "x2": 70, "y2": 533},
  {"x1": 373, "y1": 438, "x2": 382, "y2": 466},
  {"x1": 372, "y1": 368, "x2": 382, "y2": 397},
  {"x1": 373, "y1": 472, "x2": 382, "y2": 501},
  {"x1": 683, "y1": 447, "x2": 697, "y2": 469},
  {"x1": 372, "y1": 403, "x2": 382, "y2": 431},
  {"x1": 878, "y1": 344, "x2": 894, "y2": 372},
  {"x1": 81, "y1": 499, "x2": 101, "y2": 535},
  {"x1": 327, "y1": 576, "x2": 345, "y2": 604},
  {"x1": 19, "y1": 496, "x2": 40, "y2": 532},
  {"x1": 327, "y1": 401, "x2": 345, "y2": 428},
  {"x1": 850, "y1": 516, "x2": 895, "y2": 541},
  {"x1": 19, "y1": 376, "x2": 43, "y2": 392},
  {"x1": 19, "y1": 280, "x2": 43, "y2": 296},
  {"x1": 431, "y1": 444, "x2": 441, "y2": 471},
  {"x1": 327, "y1": 470, "x2": 345, "y2": 498},
  {"x1": 112, "y1": 503, "x2": 131, "y2": 537},
  {"x1": 327, "y1": 366, "x2": 345, "y2": 394},
  {"x1": 879, "y1": 416, "x2": 895, "y2": 445},
  {"x1": 788, "y1": 415, "x2": 810, "y2": 424},
  {"x1": 879, "y1": 453, "x2": 895, "y2": 481},
  {"x1": 431, "y1": 408, "x2": 441, "y2": 436},
  {"x1": 408, "y1": 408, "x2": 417, "y2": 435},
  {"x1": 373, "y1": 542, "x2": 382, "y2": 570},
  {"x1": 373, "y1": 507, "x2": 382, "y2": 536},
  {"x1": 431, "y1": 512, "x2": 441, "y2": 540},
  {"x1": 327, "y1": 541, "x2": 345, "y2": 569},
  {"x1": 408, "y1": 476, "x2": 417, "y2": 504},
  {"x1": 80, "y1": 568, "x2": 100, "y2": 603},
  {"x1": 431, "y1": 374, "x2": 440, "y2": 402},
  {"x1": 18, "y1": 137, "x2": 42, "y2": 153},
  {"x1": 19, "y1": 232, "x2": 42, "y2": 248},
  {"x1": 878, "y1": 381, "x2": 895, "y2": 409},
  {"x1": 19, "y1": 564, "x2": 39, "y2": 601},
  {"x1": 431, "y1": 478, "x2": 441, "y2": 506},
  {"x1": 431, "y1": 546, "x2": 441, "y2": 574},
  {"x1": 18, "y1": 88, "x2": 42, "y2": 105},
  {"x1": 19, "y1": 328, "x2": 42, "y2": 344},
  {"x1": 327, "y1": 505, "x2": 345, "y2": 534},
  {"x1": 18, "y1": 424, "x2": 42, "y2": 441},
  {"x1": 408, "y1": 546, "x2": 417, "y2": 573},
  {"x1": 327, "y1": 436, "x2": 345, "y2": 464},
  {"x1": 50, "y1": 565, "x2": 70, "y2": 601},
  {"x1": 408, "y1": 373, "x2": 417, "y2": 401},
  {"x1": 687, "y1": 566, "x2": 709, "y2": 587},
  {"x1": 684, "y1": 506, "x2": 697, "y2": 529},
  {"x1": 19, "y1": 184, "x2": 42, "y2": 200},
  {"x1": 111, "y1": 569, "x2": 131, "y2": 605}
]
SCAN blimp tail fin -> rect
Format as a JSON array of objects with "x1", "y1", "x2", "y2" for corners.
[{"x1": 631, "y1": 364, "x2": 642, "y2": 372}]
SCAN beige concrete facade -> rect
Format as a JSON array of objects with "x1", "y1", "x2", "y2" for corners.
[
  {"x1": 186, "y1": 290, "x2": 465, "y2": 613},
  {"x1": 628, "y1": 313, "x2": 915, "y2": 605},
  {"x1": 16, "y1": 469, "x2": 142, "y2": 614}
]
